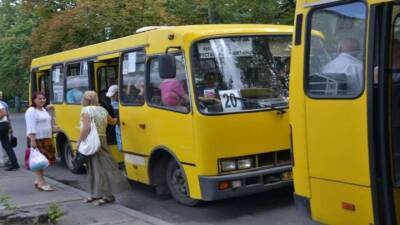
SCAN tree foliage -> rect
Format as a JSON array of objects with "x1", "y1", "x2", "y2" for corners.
[{"x1": 0, "y1": 0, "x2": 295, "y2": 100}]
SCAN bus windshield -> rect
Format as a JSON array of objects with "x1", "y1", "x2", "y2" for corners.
[{"x1": 191, "y1": 36, "x2": 291, "y2": 114}]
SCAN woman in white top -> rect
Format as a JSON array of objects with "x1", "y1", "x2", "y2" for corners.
[{"x1": 25, "y1": 92, "x2": 55, "y2": 192}]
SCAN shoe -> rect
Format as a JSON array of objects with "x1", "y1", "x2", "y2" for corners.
[
  {"x1": 36, "y1": 184, "x2": 54, "y2": 192},
  {"x1": 83, "y1": 197, "x2": 100, "y2": 203},
  {"x1": 4, "y1": 165, "x2": 19, "y2": 171},
  {"x1": 93, "y1": 196, "x2": 115, "y2": 206},
  {"x1": 0, "y1": 161, "x2": 11, "y2": 168}
]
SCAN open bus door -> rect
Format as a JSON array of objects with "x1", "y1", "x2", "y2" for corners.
[{"x1": 371, "y1": 2, "x2": 400, "y2": 225}]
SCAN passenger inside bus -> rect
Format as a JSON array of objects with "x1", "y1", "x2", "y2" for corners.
[
  {"x1": 159, "y1": 78, "x2": 189, "y2": 110},
  {"x1": 105, "y1": 85, "x2": 122, "y2": 151},
  {"x1": 134, "y1": 77, "x2": 145, "y2": 97},
  {"x1": 322, "y1": 38, "x2": 363, "y2": 94},
  {"x1": 121, "y1": 77, "x2": 144, "y2": 105},
  {"x1": 66, "y1": 87, "x2": 84, "y2": 104}
]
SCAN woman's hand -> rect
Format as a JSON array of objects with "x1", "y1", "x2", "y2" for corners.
[{"x1": 107, "y1": 115, "x2": 118, "y2": 125}]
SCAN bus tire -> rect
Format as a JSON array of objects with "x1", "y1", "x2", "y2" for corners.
[
  {"x1": 166, "y1": 159, "x2": 199, "y2": 206},
  {"x1": 63, "y1": 141, "x2": 85, "y2": 174}
]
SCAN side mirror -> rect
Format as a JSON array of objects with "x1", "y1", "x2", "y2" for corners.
[{"x1": 159, "y1": 54, "x2": 176, "y2": 79}]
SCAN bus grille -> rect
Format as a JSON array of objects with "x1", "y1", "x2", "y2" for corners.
[{"x1": 257, "y1": 150, "x2": 291, "y2": 168}]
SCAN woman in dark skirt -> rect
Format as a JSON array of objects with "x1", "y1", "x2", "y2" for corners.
[{"x1": 78, "y1": 91, "x2": 129, "y2": 206}]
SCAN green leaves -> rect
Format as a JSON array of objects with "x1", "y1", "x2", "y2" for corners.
[{"x1": 0, "y1": 0, "x2": 295, "y2": 100}]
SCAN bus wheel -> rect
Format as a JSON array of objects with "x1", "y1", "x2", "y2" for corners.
[
  {"x1": 166, "y1": 159, "x2": 199, "y2": 206},
  {"x1": 63, "y1": 142, "x2": 85, "y2": 174}
]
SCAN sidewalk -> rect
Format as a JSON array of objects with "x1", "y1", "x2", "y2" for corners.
[{"x1": 0, "y1": 168, "x2": 173, "y2": 225}]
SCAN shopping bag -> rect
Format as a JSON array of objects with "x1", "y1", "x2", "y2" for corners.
[{"x1": 29, "y1": 148, "x2": 49, "y2": 171}]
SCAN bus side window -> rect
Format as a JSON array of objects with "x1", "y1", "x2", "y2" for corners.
[
  {"x1": 65, "y1": 61, "x2": 90, "y2": 104},
  {"x1": 51, "y1": 65, "x2": 64, "y2": 104},
  {"x1": 147, "y1": 55, "x2": 190, "y2": 113},
  {"x1": 121, "y1": 50, "x2": 145, "y2": 105},
  {"x1": 306, "y1": 2, "x2": 367, "y2": 98}
]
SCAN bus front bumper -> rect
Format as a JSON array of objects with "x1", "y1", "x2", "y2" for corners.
[{"x1": 199, "y1": 165, "x2": 292, "y2": 201}]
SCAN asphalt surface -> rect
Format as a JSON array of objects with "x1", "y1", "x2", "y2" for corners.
[{"x1": 10, "y1": 113, "x2": 318, "y2": 225}]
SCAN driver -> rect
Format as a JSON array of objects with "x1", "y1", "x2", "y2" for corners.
[{"x1": 197, "y1": 71, "x2": 225, "y2": 102}]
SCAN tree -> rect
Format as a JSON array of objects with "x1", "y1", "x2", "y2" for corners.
[
  {"x1": 165, "y1": 0, "x2": 209, "y2": 24},
  {"x1": 0, "y1": 0, "x2": 296, "y2": 100},
  {"x1": 30, "y1": 0, "x2": 179, "y2": 57},
  {"x1": 211, "y1": 0, "x2": 295, "y2": 24}
]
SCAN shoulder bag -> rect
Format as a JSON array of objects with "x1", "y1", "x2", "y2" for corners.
[{"x1": 78, "y1": 107, "x2": 100, "y2": 156}]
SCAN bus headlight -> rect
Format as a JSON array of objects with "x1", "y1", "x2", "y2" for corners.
[
  {"x1": 237, "y1": 158, "x2": 254, "y2": 170},
  {"x1": 221, "y1": 160, "x2": 236, "y2": 172}
]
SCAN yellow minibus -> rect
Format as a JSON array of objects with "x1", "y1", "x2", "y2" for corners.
[
  {"x1": 291, "y1": 0, "x2": 400, "y2": 224},
  {"x1": 31, "y1": 25, "x2": 293, "y2": 205}
]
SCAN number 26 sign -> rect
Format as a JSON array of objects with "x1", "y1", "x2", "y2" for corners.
[{"x1": 218, "y1": 90, "x2": 243, "y2": 112}]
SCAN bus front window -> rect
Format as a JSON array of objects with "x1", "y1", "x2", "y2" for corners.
[{"x1": 191, "y1": 36, "x2": 291, "y2": 114}]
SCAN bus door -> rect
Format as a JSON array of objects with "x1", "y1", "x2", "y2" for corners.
[
  {"x1": 372, "y1": 3, "x2": 400, "y2": 224},
  {"x1": 391, "y1": 6, "x2": 400, "y2": 224},
  {"x1": 38, "y1": 71, "x2": 51, "y2": 106},
  {"x1": 303, "y1": 2, "x2": 371, "y2": 224},
  {"x1": 94, "y1": 58, "x2": 123, "y2": 162},
  {"x1": 31, "y1": 67, "x2": 51, "y2": 106},
  {"x1": 144, "y1": 53, "x2": 195, "y2": 197},
  {"x1": 118, "y1": 49, "x2": 148, "y2": 181}
]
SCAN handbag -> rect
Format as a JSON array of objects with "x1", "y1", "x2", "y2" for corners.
[
  {"x1": 10, "y1": 135, "x2": 17, "y2": 148},
  {"x1": 73, "y1": 151, "x2": 90, "y2": 168},
  {"x1": 28, "y1": 147, "x2": 49, "y2": 171},
  {"x1": 78, "y1": 107, "x2": 100, "y2": 156}
]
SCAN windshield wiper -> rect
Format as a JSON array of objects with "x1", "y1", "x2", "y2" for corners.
[{"x1": 231, "y1": 96, "x2": 287, "y2": 114}]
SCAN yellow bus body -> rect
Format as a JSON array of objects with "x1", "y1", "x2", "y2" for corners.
[
  {"x1": 290, "y1": 0, "x2": 400, "y2": 224},
  {"x1": 31, "y1": 24, "x2": 293, "y2": 203}
]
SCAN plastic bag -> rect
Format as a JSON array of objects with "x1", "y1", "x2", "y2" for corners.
[{"x1": 29, "y1": 147, "x2": 49, "y2": 171}]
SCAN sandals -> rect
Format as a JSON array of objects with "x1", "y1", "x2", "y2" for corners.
[
  {"x1": 37, "y1": 184, "x2": 54, "y2": 192},
  {"x1": 93, "y1": 196, "x2": 115, "y2": 206}
]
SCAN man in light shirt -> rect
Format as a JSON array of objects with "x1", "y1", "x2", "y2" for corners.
[
  {"x1": 0, "y1": 101, "x2": 18, "y2": 171},
  {"x1": 322, "y1": 38, "x2": 363, "y2": 95}
]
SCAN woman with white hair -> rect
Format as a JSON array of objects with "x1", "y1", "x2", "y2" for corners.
[{"x1": 78, "y1": 91, "x2": 129, "y2": 206}]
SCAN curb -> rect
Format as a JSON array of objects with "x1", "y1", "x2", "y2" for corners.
[{"x1": 21, "y1": 170, "x2": 174, "y2": 225}]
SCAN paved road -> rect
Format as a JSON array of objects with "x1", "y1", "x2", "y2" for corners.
[{"x1": 10, "y1": 113, "x2": 317, "y2": 225}]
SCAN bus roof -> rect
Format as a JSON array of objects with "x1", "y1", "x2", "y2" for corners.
[
  {"x1": 301, "y1": 0, "x2": 393, "y2": 8},
  {"x1": 31, "y1": 24, "x2": 293, "y2": 69}
]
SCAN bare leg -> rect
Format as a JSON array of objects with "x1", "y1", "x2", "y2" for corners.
[{"x1": 35, "y1": 170, "x2": 45, "y2": 186}]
